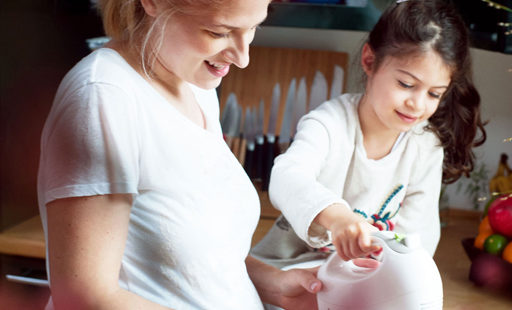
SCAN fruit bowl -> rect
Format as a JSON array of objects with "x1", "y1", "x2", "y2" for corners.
[{"x1": 461, "y1": 238, "x2": 512, "y2": 291}]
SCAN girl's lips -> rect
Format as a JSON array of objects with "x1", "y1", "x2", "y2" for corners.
[
  {"x1": 205, "y1": 61, "x2": 230, "y2": 78},
  {"x1": 396, "y1": 110, "x2": 418, "y2": 123}
]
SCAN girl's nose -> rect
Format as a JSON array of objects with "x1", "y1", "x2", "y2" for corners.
[{"x1": 405, "y1": 93, "x2": 426, "y2": 111}]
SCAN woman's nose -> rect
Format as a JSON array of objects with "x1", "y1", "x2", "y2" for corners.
[{"x1": 224, "y1": 32, "x2": 252, "y2": 69}]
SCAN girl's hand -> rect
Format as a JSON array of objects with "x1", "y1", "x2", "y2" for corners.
[{"x1": 315, "y1": 204, "x2": 380, "y2": 261}]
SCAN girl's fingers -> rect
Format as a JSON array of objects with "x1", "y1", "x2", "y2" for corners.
[
  {"x1": 358, "y1": 233, "x2": 381, "y2": 253},
  {"x1": 358, "y1": 223, "x2": 381, "y2": 253},
  {"x1": 335, "y1": 223, "x2": 384, "y2": 260},
  {"x1": 337, "y1": 238, "x2": 351, "y2": 261},
  {"x1": 358, "y1": 230, "x2": 373, "y2": 252},
  {"x1": 348, "y1": 237, "x2": 364, "y2": 259}
]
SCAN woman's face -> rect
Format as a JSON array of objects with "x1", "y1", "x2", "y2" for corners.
[
  {"x1": 151, "y1": 0, "x2": 270, "y2": 89},
  {"x1": 362, "y1": 46, "x2": 452, "y2": 133}
]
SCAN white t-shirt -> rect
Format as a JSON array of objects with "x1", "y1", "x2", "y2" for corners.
[
  {"x1": 38, "y1": 48, "x2": 263, "y2": 309},
  {"x1": 269, "y1": 93, "x2": 443, "y2": 256}
]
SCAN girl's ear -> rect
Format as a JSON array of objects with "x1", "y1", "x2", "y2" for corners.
[
  {"x1": 361, "y1": 43, "x2": 375, "y2": 76},
  {"x1": 140, "y1": 0, "x2": 159, "y2": 17}
]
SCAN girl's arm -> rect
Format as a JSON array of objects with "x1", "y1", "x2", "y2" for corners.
[
  {"x1": 246, "y1": 256, "x2": 321, "y2": 310},
  {"x1": 46, "y1": 194, "x2": 172, "y2": 310},
  {"x1": 270, "y1": 109, "x2": 348, "y2": 248},
  {"x1": 270, "y1": 101, "x2": 376, "y2": 259}
]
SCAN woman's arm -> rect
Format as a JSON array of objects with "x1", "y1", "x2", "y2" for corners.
[
  {"x1": 246, "y1": 256, "x2": 321, "y2": 310},
  {"x1": 46, "y1": 194, "x2": 171, "y2": 310}
]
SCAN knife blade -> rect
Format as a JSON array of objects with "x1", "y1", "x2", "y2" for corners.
[
  {"x1": 278, "y1": 78, "x2": 296, "y2": 153},
  {"x1": 243, "y1": 108, "x2": 256, "y2": 178},
  {"x1": 267, "y1": 83, "x2": 281, "y2": 143},
  {"x1": 262, "y1": 83, "x2": 281, "y2": 191},
  {"x1": 329, "y1": 65, "x2": 344, "y2": 100},
  {"x1": 238, "y1": 109, "x2": 247, "y2": 166},
  {"x1": 220, "y1": 92, "x2": 239, "y2": 148},
  {"x1": 231, "y1": 100, "x2": 243, "y2": 160},
  {"x1": 308, "y1": 70, "x2": 328, "y2": 112},
  {"x1": 253, "y1": 99, "x2": 265, "y2": 181},
  {"x1": 291, "y1": 76, "x2": 307, "y2": 140}
]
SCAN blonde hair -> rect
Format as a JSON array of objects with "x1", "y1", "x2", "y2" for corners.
[
  {"x1": 97, "y1": 0, "x2": 146, "y2": 46},
  {"x1": 96, "y1": 0, "x2": 224, "y2": 75}
]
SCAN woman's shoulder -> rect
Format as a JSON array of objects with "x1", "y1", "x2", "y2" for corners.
[
  {"x1": 53, "y1": 48, "x2": 144, "y2": 109},
  {"x1": 59, "y1": 48, "x2": 140, "y2": 94}
]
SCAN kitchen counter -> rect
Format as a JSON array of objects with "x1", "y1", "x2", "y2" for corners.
[
  {"x1": 0, "y1": 190, "x2": 277, "y2": 260},
  {"x1": 2, "y1": 206, "x2": 511, "y2": 309},
  {"x1": 0, "y1": 216, "x2": 45, "y2": 259}
]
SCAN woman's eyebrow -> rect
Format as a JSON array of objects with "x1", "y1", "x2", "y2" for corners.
[{"x1": 207, "y1": 17, "x2": 267, "y2": 30}]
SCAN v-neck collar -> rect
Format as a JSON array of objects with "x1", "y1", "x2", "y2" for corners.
[{"x1": 99, "y1": 48, "x2": 215, "y2": 136}]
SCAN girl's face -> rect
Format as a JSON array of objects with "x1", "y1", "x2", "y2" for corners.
[
  {"x1": 362, "y1": 45, "x2": 452, "y2": 133},
  {"x1": 149, "y1": 0, "x2": 270, "y2": 90}
]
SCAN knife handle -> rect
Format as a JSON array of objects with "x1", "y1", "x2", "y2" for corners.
[
  {"x1": 225, "y1": 135, "x2": 234, "y2": 150},
  {"x1": 261, "y1": 135, "x2": 278, "y2": 191},
  {"x1": 239, "y1": 138, "x2": 247, "y2": 166},
  {"x1": 231, "y1": 135, "x2": 241, "y2": 160},
  {"x1": 254, "y1": 136, "x2": 265, "y2": 181},
  {"x1": 244, "y1": 144, "x2": 255, "y2": 179}
]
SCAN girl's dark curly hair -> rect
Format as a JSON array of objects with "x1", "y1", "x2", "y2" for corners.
[{"x1": 367, "y1": 0, "x2": 486, "y2": 184}]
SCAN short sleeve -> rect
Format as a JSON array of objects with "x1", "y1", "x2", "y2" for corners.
[{"x1": 38, "y1": 82, "x2": 140, "y2": 206}]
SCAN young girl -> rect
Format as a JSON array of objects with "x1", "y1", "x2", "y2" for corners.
[
  {"x1": 252, "y1": 0, "x2": 486, "y2": 266},
  {"x1": 38, "y1": 0, "x2": 322, "y2": 309}
]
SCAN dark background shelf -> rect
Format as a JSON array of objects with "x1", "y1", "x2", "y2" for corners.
[{"x1": 263, "y1": 0, "x2": 512, "y2": 54}]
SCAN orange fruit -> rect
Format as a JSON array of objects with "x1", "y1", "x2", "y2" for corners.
[
  {"x1": 474, "y1": 231, "x2": 493, "y2": 250},
  {"x1": 502, "y1": 241, "x2": 512, "y2": 264},
  {"x1": 478, "y1": 216, "x2": 493, "y2": 234}
]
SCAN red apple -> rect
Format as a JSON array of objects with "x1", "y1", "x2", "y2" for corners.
[{"x1": 488, "y1": 194, "x2": 512, "y2": 238}]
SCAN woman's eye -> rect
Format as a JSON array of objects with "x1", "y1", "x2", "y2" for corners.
[
  {"x1": 398, "y1": 80, "x2": 413, "y2": 89},
  {"x1": 209, "y1": 31, "x2": 229, "y2": 38}
]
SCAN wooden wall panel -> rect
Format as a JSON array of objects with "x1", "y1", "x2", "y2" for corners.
[{"x1": 218, "y1": 46, "x2": 349, "y2": 135}]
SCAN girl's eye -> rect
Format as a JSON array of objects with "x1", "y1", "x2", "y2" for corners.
[
  {"x1": 429, "y1": 91, "x2": 441, "y2": 99},
  {"x1": 398, "y1": 80, "x2": 413, "y2": 89}
]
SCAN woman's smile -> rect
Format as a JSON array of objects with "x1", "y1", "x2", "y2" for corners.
[{"x1": 205, "y1": 60, "x2": 230, "y2": 77}]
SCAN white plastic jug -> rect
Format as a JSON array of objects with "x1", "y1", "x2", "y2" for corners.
[{"x1": 317, "y1": 231, "x2": 443, "y2": 310}]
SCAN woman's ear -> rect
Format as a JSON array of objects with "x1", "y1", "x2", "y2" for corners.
[
  {"x1": 140, "y1": 0, "x2": 159, "y2": 17},
  {"x1": 361, "y1": 43, "x2": 375, "y2": 76}
]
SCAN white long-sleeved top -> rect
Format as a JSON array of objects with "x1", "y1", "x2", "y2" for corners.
[{"x1": 269, "y1": 93, "x2": 443, "y2": 256}]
